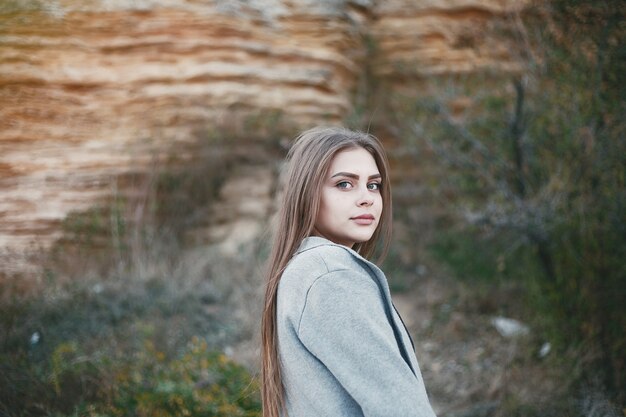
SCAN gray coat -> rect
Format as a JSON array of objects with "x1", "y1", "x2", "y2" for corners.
[{"x1": 277, "y1": 236, "x2": 437, "y2": 417}]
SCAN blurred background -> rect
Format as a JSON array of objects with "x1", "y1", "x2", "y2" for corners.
[{"x1": 0, "y1": 0, "x2": 624, "y2": 416}]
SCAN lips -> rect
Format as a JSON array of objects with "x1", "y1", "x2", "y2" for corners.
[{"x1": 351, "y1": 214, "x2": 375, "y2": 225}]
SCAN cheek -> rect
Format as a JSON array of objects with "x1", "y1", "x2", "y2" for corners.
[
  {"x1": 321, "y1": 190, "x2": 343, "y2": 209},
  {"x1": 323, "y1": 198, "x2": 345, "y2": 219},
  {"x1": 318, "y1": 191, "x2": 339, "y2": 221},
  {"x1": 375, "y1": 195, "x2": 383, "y2": 211}
]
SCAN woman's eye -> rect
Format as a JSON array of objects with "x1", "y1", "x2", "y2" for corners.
[
  {"x1": 336, "y1": 181, "x2": 352, "y2": 189},
  {"x1": 367, "y1": 182, "x2": 381, "y2": 191}
]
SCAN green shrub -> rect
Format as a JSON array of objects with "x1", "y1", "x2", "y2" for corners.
[
  {"x1": 105, "y1": 337, "x2": 260, "y2": 417},
  {"x1": 1, "y1": 337, "x2": 260, "y2": 417}
]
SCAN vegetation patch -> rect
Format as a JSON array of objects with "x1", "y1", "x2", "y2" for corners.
[{"x1": 1, "y1": 334, "x2": 260, "y2": 417}]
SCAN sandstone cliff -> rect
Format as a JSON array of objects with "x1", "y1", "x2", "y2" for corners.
[
  {"x1": 373, "y1": 0, "x2": 525, "y2": 80},
  {"x1": 0, "y1": 0, "x2": 525, "y2": 274}
]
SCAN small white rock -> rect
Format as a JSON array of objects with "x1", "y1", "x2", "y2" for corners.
[
  {"x1": 224, "y1": 346, "x2": 234, "y2": 357},
  {"x1": 539, "y1": 342, "x2": 551, "y2": 358},
  {"x1": 491, "y1": 316, "x2": 530, "y2": 338}
]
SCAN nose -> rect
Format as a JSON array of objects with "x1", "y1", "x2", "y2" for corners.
[{"x1": 356, "y1": 186, "x2": 374, "y2": 207}]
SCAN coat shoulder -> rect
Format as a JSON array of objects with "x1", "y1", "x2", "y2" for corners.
[
  {"x1": 294, "y1": 242, "x2": 360, "y2": 273},
  {"x1": 280, "y1": 243, "x2": 361, "y2": 293}
]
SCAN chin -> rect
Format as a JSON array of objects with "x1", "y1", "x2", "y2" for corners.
[{"x1": 351, "y1": 232, "x2": 376, "y2": 244}]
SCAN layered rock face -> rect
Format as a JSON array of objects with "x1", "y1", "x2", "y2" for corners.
[
  {"x1": 372, "y1": 0, "x2": 526, "y2": 81},
  {"x1": 0, "y1": 0, "x2": 525, "y2": 274}
]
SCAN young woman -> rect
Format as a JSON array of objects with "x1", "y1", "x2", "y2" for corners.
[{"x1": 261, "y1": 127, "x2": 436, "y2": 417}]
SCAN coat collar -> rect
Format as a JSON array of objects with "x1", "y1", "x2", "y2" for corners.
[{"x1": 297, "y1": 236, "x2": 365, "y2": 260}]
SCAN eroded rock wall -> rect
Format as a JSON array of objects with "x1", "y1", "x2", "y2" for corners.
[
  {"x1": 372, "y1": 0, "x2": 526, "y2": 81},
  {"x1": 0, "y1": 0, "x2": 370, "y2": 269},
  {"x1": 0, "y1": 0, "x2": 526, "y2": 274}
]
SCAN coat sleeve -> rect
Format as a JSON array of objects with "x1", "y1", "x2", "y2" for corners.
[{"x1": 297, "y1": 269, "x2": 436, "y2": 417}]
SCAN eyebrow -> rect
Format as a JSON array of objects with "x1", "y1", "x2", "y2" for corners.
[{"x1": 330, "y1": 172, "x2": 382, "y2": 180}]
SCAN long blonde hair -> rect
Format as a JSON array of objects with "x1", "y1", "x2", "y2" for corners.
[{"x1": 260, "y1": 126, "x2": 393, "y2": 417}]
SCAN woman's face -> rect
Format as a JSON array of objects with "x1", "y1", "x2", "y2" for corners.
[{"x1": 314, "y1": 147, "x2": 383, "y2": 248}]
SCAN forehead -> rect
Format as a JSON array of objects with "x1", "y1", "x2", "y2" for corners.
[{"x1": 328, "y1": 147, "x2": 379, "y2": 173}]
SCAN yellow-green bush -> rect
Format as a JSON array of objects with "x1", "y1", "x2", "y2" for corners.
[
  {"x1": 2, "y1": 337, "x2": 260, "y2": 417},
  {"x1": 103, "y1": 337, "x2": 260, "y2": 417}
]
